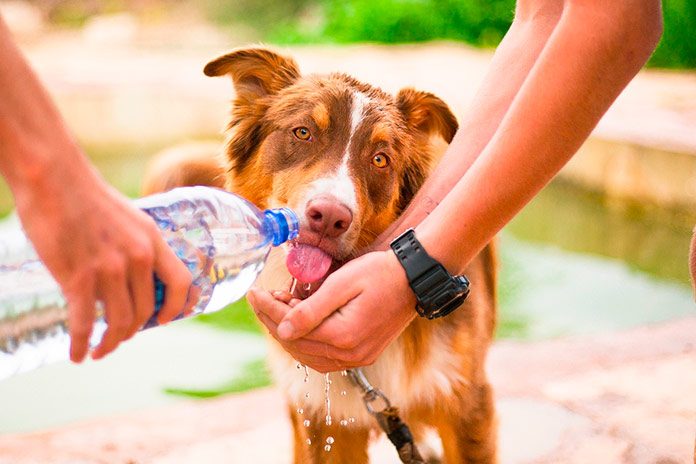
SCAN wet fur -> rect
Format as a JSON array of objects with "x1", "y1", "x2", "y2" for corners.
[{"x1": 143, "y1": 47, "x2": 498, "y2": 463}]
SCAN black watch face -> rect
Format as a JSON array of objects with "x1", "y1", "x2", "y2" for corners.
[{"x1": 419, "y1": 276, "x2": 470, "y2": 319}]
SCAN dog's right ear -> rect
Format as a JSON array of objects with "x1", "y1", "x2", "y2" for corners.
[{"x1": 203, "y1": 47, "x2": 300, "y2": 100}]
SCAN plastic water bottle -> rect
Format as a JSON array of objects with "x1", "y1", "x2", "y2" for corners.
[{"x1": 0, "y1": 186, "x2": 298, "y2": 381}]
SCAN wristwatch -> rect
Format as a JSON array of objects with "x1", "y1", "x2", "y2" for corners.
[{"x1": 390, "y1": 228, "x2": 470, "y2": 319}]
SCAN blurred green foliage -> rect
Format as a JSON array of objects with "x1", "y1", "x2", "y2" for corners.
[
  {"x1": 194, "y1": 298, "x2": 262, "y2": 334},
  {"x1": 164, "y1": 359, "x2": 272, "y2": 398},
  {"x1": 268, "y1": 0, "x2": 515, "y2": 47},
  {"x1": 203, "y1": 0, "x2": 695, "y2": 69},
  {"x1": 649, "y1": 0, "x2": 696, "y2": 68},
  {"x1": 32, "y1": 0, "x2": 696, "y2": 68}
]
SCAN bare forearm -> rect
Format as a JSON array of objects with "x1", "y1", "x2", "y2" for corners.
[
  {"x1": 374, "y1": 1, "x2": 564, "y2": 247},
  {"x1": 0, "y1": 17, "x2": 94, "y2": 199},
  {"x1": 417, "y1": 0, "x2": 663, "y2": 272}
]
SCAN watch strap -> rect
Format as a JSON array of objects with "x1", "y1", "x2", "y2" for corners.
[{"x1": 390, "y1": 228, "x2": 442, "y2": 283}]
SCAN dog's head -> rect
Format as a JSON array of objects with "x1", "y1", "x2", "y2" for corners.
[{"x1": 205, "y1": 47, "x2": 457, "y2": 286}]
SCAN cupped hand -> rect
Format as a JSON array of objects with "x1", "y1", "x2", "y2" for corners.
[
  {"x1": 248, "y1": 250, "x2": 416, "y2": 373},
  {"x1": 14, "y1": 168, "x2": 194, "y2": 363}
]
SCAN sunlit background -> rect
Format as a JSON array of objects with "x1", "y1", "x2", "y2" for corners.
[{"x1": 0, "y1": 0, "x2": 694, "y2": 452}]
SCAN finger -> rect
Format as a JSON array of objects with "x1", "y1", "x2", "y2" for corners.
[
  {"x1": 254, "y1": 308, "x2": 281, "y2": 337},
  {"x1": 272, "y1": 290, "x2": 294, "y2": 304},
  {"x1": 152, "y1": 238, "x2": 192, "y2": 324},
  {"x1": 126, "y1": 252, "x2": 155, "y2": 338},
  {"x1": 257, "y1": 313, "x2": 342, "y2": 372},
  {"x1": 66, "y1": 274, "x2": 96, "y2": 363},
  {"x1": 250, "y1": 286, "x2": 348, "y2": 344},
  {"x1": 92, "y1": 261, "x2": 133, "y2": 360},
  {"x1": 183, "y1": 284, "x2": 201, "y2": 317},
  {"x1": 277, "y1": 274, "x2": 359, "y2": 341},
  {"x1": 254, "y1": 312, "x2": 344, "y2": 372},
  {"x1": 248, "y1": 288, "x2": 291, "y2": 325}
]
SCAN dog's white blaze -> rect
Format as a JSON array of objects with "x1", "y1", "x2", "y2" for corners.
[
  {"x1": 342, "y1": 91, "x2": 370, "y2": 166},
  {"x1": 349, "y1": 91, "x2": 370, "y2": 139},
  {"x1": 298, "y1": 168, "x2": 357, "y2": 214},
  {"x1": 288, "y1": 91, "x2": 371, "y2": 217}
]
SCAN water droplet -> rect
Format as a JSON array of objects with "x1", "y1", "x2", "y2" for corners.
[
  {"x1": 303, "y1": 419, "x2": 310, "y2": 427},
  {"x1": 326, "y1": 437, "x2": 334, "y2": 444},
  {"x1": 297, "y1": 408, "x2": 304, "y2": 414},
  {"x1": 306, "y1": 439, "x2": 312, "y2": 445},
  {"x1": 305, "y1": 392, "x2": 310, "y2": 399},
  {"x1": 324, "y1": 373, "x2": 332, "y2": 427},
  {"x1": 348, "y1": 417, "x2": 356, "y2": 423},
  {"x1": 340, "y1": 390, "x2": 347, "y2": 396},
  {"x1": 324, "y1": 445, "x2": 331, "y2": 452},
  {"x1": 341, "y1": 370, "x2": 348, "y2": 376},
  {"x1": 304, "y1": 282, "x2": 312, "y2": 292},
  {"x1": 340, "y1": 419, "x2": 348, "y2": 427},
  {"x1": 296, "y1": 363, "x2": 301, "y2": 370},
  {"x1": 303, "y1": 365, "x2": 310, "y2": 383}
]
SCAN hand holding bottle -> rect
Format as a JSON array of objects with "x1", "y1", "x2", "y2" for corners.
[{"x1": 13, "y1": 165, "x2": 195, "y2": 363}]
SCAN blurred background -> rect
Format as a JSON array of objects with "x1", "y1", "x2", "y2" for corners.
[{"x1": 0, "y1": 0, "x2": 695, "y2": 461}]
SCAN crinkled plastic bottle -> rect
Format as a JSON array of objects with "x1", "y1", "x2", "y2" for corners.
[{"x1": 0, "y1": 186, "x2": 298, "y2": 381}]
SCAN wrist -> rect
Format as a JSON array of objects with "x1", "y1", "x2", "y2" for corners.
[
  {"x1": 389, "y1": 229, "x2": 470, "y2": 319},
  {"x1": 6, "y1": 136, "x2": 100, "y2": 208}
]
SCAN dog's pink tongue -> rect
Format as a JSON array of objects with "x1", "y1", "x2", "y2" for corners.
[{"x1": 286, "y1": 244, "x2": 333, "y2": 283}]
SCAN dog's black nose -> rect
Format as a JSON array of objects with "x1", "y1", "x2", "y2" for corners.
[{"x1": 306, "y1": 197, "x2": 353, "y2": 238}]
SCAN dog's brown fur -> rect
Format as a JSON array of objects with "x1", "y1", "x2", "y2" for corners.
[{"x1": 143, "y1": 47, "x2": 498, "y2": 463}]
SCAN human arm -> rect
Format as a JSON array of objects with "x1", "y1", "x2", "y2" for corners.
[
  {"x1": 0, "y1": 17, "x2": 194, "y2": 362},
  {"x1": 251, "y1": 0, "x2": 664, "y2": 372}
]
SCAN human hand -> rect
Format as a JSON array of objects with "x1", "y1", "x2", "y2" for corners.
[
  {"x1": 248, "y1": 250, "x2": 416, "y2": 373},
  {"x1": 13, "y1": 167, "x2": 194, "y2": 363}
]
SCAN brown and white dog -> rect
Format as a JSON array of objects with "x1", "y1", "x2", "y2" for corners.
[{"x1": 143, "y1": 47, "x2": 498, "y2": 463}]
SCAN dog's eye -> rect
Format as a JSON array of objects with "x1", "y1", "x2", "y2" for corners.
[
  {"x1": 292, "y1": 127, "x2": 312, "y2": 141},
  {"x1": 371, "y1": 153, "x2": 390, "y2": 168}
]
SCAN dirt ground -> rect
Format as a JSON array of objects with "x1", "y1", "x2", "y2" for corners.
[{"x1": 1, "y1": 317, "x2": 696, "y2": 463}]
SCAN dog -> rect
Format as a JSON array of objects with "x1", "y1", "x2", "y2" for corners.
[{"x1": 143, "y1": 47, "x2": 498, "y2": 463}]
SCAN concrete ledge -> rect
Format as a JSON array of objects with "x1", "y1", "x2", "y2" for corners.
[{"x1": 561, "y1": 138, "x2": 696, "y2": 212}]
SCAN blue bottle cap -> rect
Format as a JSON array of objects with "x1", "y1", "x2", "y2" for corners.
[{"x1": 264, "y1": 208, "x2": 300, "y2": 246}]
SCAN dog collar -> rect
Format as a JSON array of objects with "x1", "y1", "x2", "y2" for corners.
[{"x1": 389, "y1": 228, "x2": 470, "y2": 319}]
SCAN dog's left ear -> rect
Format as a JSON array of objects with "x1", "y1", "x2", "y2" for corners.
[
  {"x1": 396, "y1": 88, "x2": 458, "y2": 143},
  {"x1": 204, "y1": 47, "x2": 300, "y2": 100},
  {"x1": 203, "y1": 48, "x2": 300, "y2": 179},
  {"x1": 395, "y1": 88, "x2": 458, "y2": 212}
]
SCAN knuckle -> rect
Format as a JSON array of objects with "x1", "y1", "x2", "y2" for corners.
[
  {"x1": 288, "y1": 306, "x2": 307, "y2": 326},
  {"x1": 343, "y1": 349, "x2": 362, "y2": 364},
  {"x1": 362, "y1": 345, "x2": 378, "y2": 364},
  {"x1": 175, "y1": 271, "x2": 193, "y2": 289},
  {"x1": 315, "y1": 364, "x2": 330, "y2": 374},
  {"x1": 111, "y1": 314, "x2": 133, "y2": 333},
  {"x1": 102, "y1": 256, "x2": 126, "y2": 278},
  {"x1": 363, "y1": 347, "x2": 380, "y2": 366},
  {"x1": 142, "y1": 217, "x2": 160, "y2": 235},
  {"x1": 337, "y1": 332, "x2": 358, "y2": 350},
  {"x1": 130, "y1": 243, "x2": 154, "y2": 267}
]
